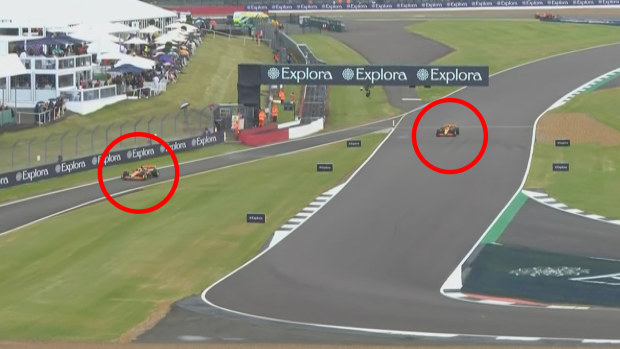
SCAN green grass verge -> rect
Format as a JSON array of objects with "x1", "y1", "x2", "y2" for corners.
[
  {"x1": 407, "y1": 20, "x2": 620, "y2": 101},
  {"x1": 526, "y1": 144, "x2": 620, "y2": 220},
  {"x1": 0, "y1": 143, "x2": 247, "y2": 205},
  {"x1": 525, "y1": 87, "x2": 620, "y2": 220},
  {"x1": 0, "y1": 35, "x2": 272, "y2": 173},
  {"x1": 0, "y1": 131, "x2": 386, "y2": 341},
  {"x1": 289, "y1": 33, "x2": 402, "y2": 129}
]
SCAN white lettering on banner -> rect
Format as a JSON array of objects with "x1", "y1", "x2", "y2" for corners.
[
  {"x1": 19, "y1": 168, "x2": 49, "y2": 182},
  {"x1": 128, "y1": 148, "x2": 156, "y2": 160},
  {"x1": 430, "y1": 68, "x2": 483, "y2": 84},
  {"x1": 522, "y1": 0, "x2": 544, "y2": 5},
  {"x1": 97, "y1": 153, "x2": 122, "y2": 166},
  {"x1": 0, "y1": 177, "x2": 8, "y2": 185},
  {"x1": 163, "y1": 141, "x2": 187, "y2": 153},
  {"x1": 194, "y1": 135, "x2": 219, "y2": 147},
  {"x1": 421, "y1": 2, "x2": 443, "y2": 6},
  {"x1": 597, "y1": 0, "x2": 620, "y2": 4},
  {"x1": 471, "y1": 1, "x2": 493, "y2": 5},
  {"x1": 280, "y1": 67, "x2": 333, "y2": 83},
  {"x1": 546, "y1": 0, "x2": 569, "y2": 4},
  {"x1": 56, "y1": 160, "x2": 87, "y2": 174},
  {"x1": 354, "y1": 68, "x2": 408, "y2": 84},
  {"x1": 573, "y1": 0, "x2": 594, "y2": 4},
  {"x1": 497, "y1": 0, "x2": 519, "y2": 5},
  {"x1": 446, "y1": 1, "x2": 469, "y2": 6},
  {"x1": 396, "y1": 3, "x2": 419, "y2": 7}
]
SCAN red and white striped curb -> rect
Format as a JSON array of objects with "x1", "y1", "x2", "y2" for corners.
[{"x1": 443, "y1": 289, "x2": 590, "y2": 309}]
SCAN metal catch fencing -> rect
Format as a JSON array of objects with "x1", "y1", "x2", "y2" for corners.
[
  {"x1": 0, "y1": 106, "x2": 217, "y2": 173},
  {"x1": 253, "y1": 18, "x2": 328, "y2": 122}
]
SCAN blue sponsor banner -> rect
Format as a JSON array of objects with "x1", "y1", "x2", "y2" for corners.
[
  {"x1": 0, "y1": 132, "x2": 225, "y2": 189},
  {"x1": 246, "y1": 0, "x2": 619, "y2": 11}
]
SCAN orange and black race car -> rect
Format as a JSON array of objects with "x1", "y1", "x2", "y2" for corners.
[
  {"x1": 121, "y1": 165, "x2": 159, "y2": 181},
  {"x1": 436, "y1": 123, "x2": 460, "y2": 137}
]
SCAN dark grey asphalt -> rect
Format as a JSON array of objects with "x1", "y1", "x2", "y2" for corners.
[
  {"x1": 204, "y1": 43, "x2": 620, "y2": 339},
  {"x1": 0, "y1": 120, "x2": 394, "y2": 235},
  {"x1": 327, "y1": 20, "x2": 453, "y2": 109},
  {"x1": 499, "y1": 199, "x2": 620, "y2": 260}
]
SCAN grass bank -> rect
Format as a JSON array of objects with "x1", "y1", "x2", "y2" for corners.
[
  {"x1": 525, "y1": 86, "x2": 620, "y2": 219},
  {"x1": 289, "y1": 33, "x2": 402, "y2": 129},
  {"x1": 407, "y1": 20, "x2": 620, "y2": 101},
  {"x1": 0, "y1": 131, "x2": 386, "y2": 341},
  {"x1": 0, "y1": 35, "x2": 272, "y2": 173}
]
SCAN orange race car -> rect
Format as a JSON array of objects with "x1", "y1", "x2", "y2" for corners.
[
  {"x1": 121, "y1": 165, "x2": 159, "y2": 181},
  {"x1": 436, "y1": 123, "x2": 460, "y2": 137}
]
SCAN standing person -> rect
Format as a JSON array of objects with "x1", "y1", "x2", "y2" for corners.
[
  {"x1": 271, "y1": 103, "x2": 278, "y2": 123},
  {"x1": 286, "y1": 51, "x2": 292, "y2": 64},
  {"x1": 258, "y1": 108, "x2": 266, "y2": 127},
  {"x1": 278, "y1": 88, "x2": 285, "y2": 104},
  {"x1": 273, "y1": 52, "x2": 279, "y2": 64},
  {"x1": 290, "y1": 91, "x2": 295, "y2": 105},
  {"x1": 234, "y1": 117, "x2": 239, "y2": 139}
]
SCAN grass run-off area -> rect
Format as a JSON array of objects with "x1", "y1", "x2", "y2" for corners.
[
  {"x1": 408, "y1": 20, "x2": 620, "y2": 101},
  {"x1": 525, "y1": 86, "x2": 620, "y2": 220},
  {"x1": 289, "y1": 33, "x2": 402, "y2": 129},
  {"x1": 0, "y1": 131, "x2": 386, "y2": 341},
  {"x1": 0, "y1": 34, "x2": 273, "y2": 173}
]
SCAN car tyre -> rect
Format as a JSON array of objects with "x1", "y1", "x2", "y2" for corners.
[
  {"x1": 456, "y1": 127, "x2": 460, "y2": 135},
  {"x1": 153, "y1": 170, "x2": 159, "y2": 178}
]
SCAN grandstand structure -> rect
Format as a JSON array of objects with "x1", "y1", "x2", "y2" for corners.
[{"x1": 0, "y1": 0, "x2": 179, "y2": 110}]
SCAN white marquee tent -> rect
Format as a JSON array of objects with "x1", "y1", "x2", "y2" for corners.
[
  {"x1": 0, "y1": 0, "x2": 178, "y2": 28},
  {"x1": 0, "y1": 54, "x2": 28, "y2": 78}
]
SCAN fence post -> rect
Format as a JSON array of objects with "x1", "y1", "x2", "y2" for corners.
[
  {"x1": 59, "y1": 130, "x2": 70, "y2": 159},
  {"x1": 160, "y1": 115, "x2": 169, "y2": 139},
  {"x1": 147, "y1": 116, "x2": 156, "y2": 145},
  {"x1": 174, "y1": 112, "x2": 180, "y2": 138},
  {"x1": 75, "y1": 129, "x2": 83, "y2": 156},
  {"x1": 91, "y1": 125, "x2": 99, "y2": 154},
  {"x1": 11, "y1": 140, "x2": 19, "y2": 170},
  {"x1": 44, "y1": 133, "x2": 55, "y2": 163},
  {"x1": 105, "y1": 124, "x2": 114, "y2": 149},
  {"x1": 134, "y1": 117, "x2": 142, "y2": 146},
  {"x1": 119, "y1": 121, "x2": 129, "y2": 148},
  {"x1": 28, "y1": 138, "x2": 35, "y2": 166}
]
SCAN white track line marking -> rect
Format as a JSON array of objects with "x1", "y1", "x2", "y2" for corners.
[{"x1": 201, "y1": 42, "x2": 620, "y2": 342}]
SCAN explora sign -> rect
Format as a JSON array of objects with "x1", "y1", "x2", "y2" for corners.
[{"x1": 259, "y1": 64, "x2": 489, "y2": 86}]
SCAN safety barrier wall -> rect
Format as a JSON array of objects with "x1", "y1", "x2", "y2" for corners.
[
  {"x1": 0, "y1": 132, "x2": 224, "y2": 190},
  {"x1": 246, "y1": 1, "x2": 620, "y2": 11},
  {"x1": 288, "y1": 117, "x2": 324, "y2": 139}
]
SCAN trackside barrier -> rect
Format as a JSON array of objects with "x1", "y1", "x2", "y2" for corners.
[
  {"x1": 245, "y1": 1, "x2": 620, "y2": 11},
  {"x1": 289, "y1": 117, "x2": 324, "y2": 139},
  {"x1": 0, "y1": 132, "x2": 225, "y2": 189}
]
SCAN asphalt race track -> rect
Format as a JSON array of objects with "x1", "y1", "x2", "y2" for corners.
[
  {"x1": 499, "y1": 199, "x2": 620, "y2": 261},
  {"x1": 5, "y1": 15, "x2": 620, "y2": 345},
  {"x1": 203, "y1": 43, "x2": 620, "y2": 339},
  {"x1": 0, "y1": 120, "x2": 393, "y2": 235}
]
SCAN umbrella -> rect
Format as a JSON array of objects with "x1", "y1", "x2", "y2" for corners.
[
  {"x1": 158, "y1": 54, "x2": 174, "y2": 63},
  {"x1": 139, "y1": 25, "x2": 160, "y2": 35},
  {"x1": 108, "y1": 64, "x2": 147, "y2": 74},
  {"x1": 166, "y1": 22, "x2": 185, "y2": 29},
  {"x1": 70, "y1": 30, "x2": 123, "y2": 43},
  {"x1": 114, "y1": 56, "x2": 155, "y2": 70},
  {"x1": 125, "y1": 37, "x2": 148, "y2": 45},
  {"x1": 87, "y1": 41, "x2": 122, "y2": 54}
]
